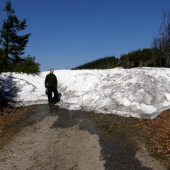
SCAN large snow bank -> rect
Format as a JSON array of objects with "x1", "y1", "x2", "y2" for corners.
[{"x1": 0, "y1": 67, "x2": 170, "y2": 119}]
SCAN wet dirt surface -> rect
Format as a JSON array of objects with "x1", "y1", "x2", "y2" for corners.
[{"x1": 0, "y1": 104, "x2": 166, "y2": 170}]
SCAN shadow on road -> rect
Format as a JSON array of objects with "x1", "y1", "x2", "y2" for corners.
[
  {"x1": 0, "y1": 74, "x2": 21, "y2": 113},
  {"x1": 29, "y1": 104, "x2": 152, "y2": 170}
]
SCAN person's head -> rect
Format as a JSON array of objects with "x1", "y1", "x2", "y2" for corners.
[{"x1": 50, "y1": 68, "x2": 54, "y2": 74}]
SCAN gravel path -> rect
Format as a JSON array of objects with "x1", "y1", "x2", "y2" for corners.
[{"x1": 0, "y1": 105, "x2": 166, "y2": 170}]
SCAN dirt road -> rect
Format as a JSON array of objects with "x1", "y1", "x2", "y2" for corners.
[{"x1": 0, "y1": 105, "x2": 166, "y2": 170}]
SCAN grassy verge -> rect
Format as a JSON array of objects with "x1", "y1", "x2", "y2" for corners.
[{"x1": 0, "y1": 107, "x2": 31, "y2": 149}]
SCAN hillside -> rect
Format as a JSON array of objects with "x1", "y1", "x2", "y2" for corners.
[{"x1": 72, "y1": 48, "x2": 166, "y2": 70}]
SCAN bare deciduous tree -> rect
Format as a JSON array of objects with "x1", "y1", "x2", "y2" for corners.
[{"x1": 159, "y1": 11, "x2": 170, "y2": 67}]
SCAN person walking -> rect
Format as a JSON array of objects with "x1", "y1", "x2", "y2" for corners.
[{"x1": 45, "y1": 68, "x2": 58, "y2": 105}]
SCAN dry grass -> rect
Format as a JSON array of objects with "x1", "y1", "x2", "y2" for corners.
[
  {"x1": 137, "y1": 109, "x2": 170, "y2": 167},
  {"x1": 0, "y1": 107, "x2": 29, "y2": 148},
  {"x1": 87, "y1": 109, "x2": 170, "y2": 169}
]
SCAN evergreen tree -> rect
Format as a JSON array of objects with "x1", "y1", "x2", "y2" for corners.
[
  {"x1": 0, "y1": 0, "x2": 31, "y2": 71},
  {"x1": 0, "y1": 48, "x2": 6, "y2": 73},
  {"x1": 14, "y1": 55, "x2": 40, "y2": 74}
]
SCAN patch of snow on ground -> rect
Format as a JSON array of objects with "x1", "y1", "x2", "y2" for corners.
[{"x1": 1, "y1": 67, "x2": 170, "y2": 119}]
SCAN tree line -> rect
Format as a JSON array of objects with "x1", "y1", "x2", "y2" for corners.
[
  {"x1": 73, "y1": 11, "x2": 170, "y2": 70},
  {"x1": 72, "y1": 56, "x2": 119, "y2": 70},
  {"x1": 0, "y1": 0, "x2": 40, "y2": 74},
  {"x1": 152, "y1": 11, "x2": 170, "y2": 67},
  {"x1": 72, "y1": 48, "x2": 153, "y2": 70}
]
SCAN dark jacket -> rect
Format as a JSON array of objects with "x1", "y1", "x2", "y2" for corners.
[{"x1": 45, "y1": 73, "x2": 57, "y2": 88}]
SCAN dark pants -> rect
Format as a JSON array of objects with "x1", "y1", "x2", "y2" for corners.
[{"x1": 47, "y1": 86, "x2": 58, "y2": 104}]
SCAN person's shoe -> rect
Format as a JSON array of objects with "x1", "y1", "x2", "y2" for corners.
[{"x1": 49, "y1": 103, "x2": 53, "y2": 106}]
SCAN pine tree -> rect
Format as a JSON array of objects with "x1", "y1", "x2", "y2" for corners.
[{"x1": 0, "y1": 0, "x2": 31, "y2": 70}]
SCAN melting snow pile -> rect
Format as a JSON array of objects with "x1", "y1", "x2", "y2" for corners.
[{"x1": 0, "y1": 67, "x2": 170, "y2": 119}]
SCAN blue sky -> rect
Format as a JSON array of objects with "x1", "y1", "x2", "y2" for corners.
[{"x1": 0, "y1": 0, "x2": 170, "y2": 71}]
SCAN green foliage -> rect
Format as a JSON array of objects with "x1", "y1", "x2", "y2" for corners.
[
  {"x1": 73, "y1": 49, "x2": 153, "y2": 70},
  {"x1": 0, "y1": 1, "x2": 40, "y2": 74},
  {"x1": 72, "y1": 56, "x2": 119, "y2": 70},
  {"x1": 0, "y1": 48, "x2": 6, "y2": 73},
  {"x1": 0, "y1": 48, "x2": 40, "y2": 74},
  {"x1": 120, "y1": 48, "x2": 153, "y2": 68},
  {"x1": 0, "y1": 1, "x2": 31, "y2": 63},
  {"x1": 12, "y1": 55, "x2": 40, "y2": 74}
]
